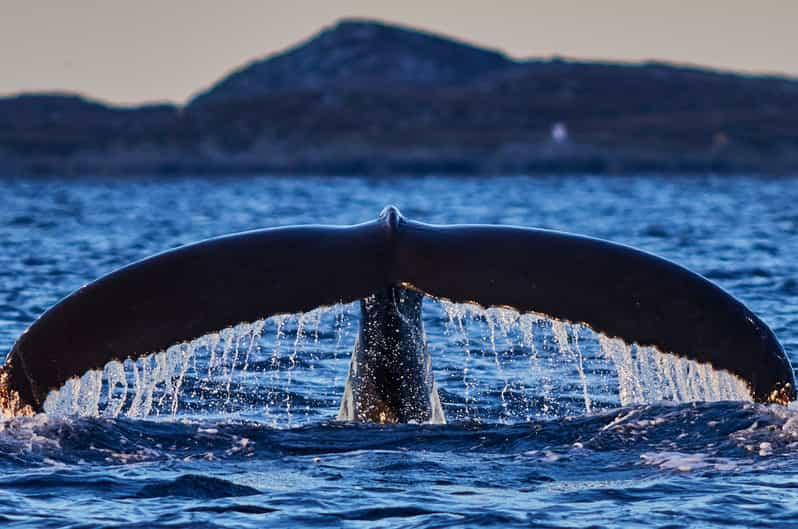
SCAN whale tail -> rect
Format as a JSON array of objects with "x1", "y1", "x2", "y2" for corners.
[
  {"x1": 2, "y1": 206, "x2": 794, "y2": 415},
  {"x1": 337, "y1": 285, "x2": 447, "y2": 424}
]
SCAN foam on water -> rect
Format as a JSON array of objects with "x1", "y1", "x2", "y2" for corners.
[{"x1": 639, "y1": 451, "x2": 738, "y2": 472}]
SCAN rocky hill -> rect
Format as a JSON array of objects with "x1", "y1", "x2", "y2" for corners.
[
  {"x1": 191, "y1": 20, "x2": 512, "y2": 105},
  {"x1": 1, "y1": 19, "x2": 797, "y2": 176}
]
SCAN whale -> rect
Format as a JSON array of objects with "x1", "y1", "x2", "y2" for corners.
[
  {"x1": 338, "y1": 286, "x2": 445, "y2": 423},
  {"x1": 0, "y1": 205, "x2": 794, "y2": 418}
]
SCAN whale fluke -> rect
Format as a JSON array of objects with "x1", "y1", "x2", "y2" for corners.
[
  {"x1": 2, "y1": 220, "x2": 393, "y2": 410},
  {"x1": 1, "y1": 206, "x2": 794, "y2": 414},
  {"x1": 392, "y1": 217, "x2": 795, "y2": 404}
]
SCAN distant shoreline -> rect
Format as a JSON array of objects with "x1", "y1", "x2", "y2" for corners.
[
  {"x1": 3, "y1": 20, "x2": 797, "y2": 177},
  {"x1": 2, "y1": 161, "x2": 796, "y2": 179},
  {"x1": 1, "y1": 146, "x2": 795, "y2": 178}
]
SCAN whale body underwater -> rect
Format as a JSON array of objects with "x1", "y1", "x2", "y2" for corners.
[{"x1": 0, "y1": 206, "x2": 795, "y2": 420}]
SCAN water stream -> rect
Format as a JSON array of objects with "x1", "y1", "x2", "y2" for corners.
[{"x1": 40, "y1": 301, "x2": 751, "y2": 423}]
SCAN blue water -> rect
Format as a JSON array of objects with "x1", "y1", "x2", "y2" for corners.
[{"x1": 2, "y1": 175, "x2": 798, "y2": 528}]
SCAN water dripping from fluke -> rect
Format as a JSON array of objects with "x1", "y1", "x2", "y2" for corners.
[
  {"x1": 2, "y1": 207, "x2": 792, "y2": 424},
  {"x1": 33, "y1": 300, "x2": 752, "y2": 427}
]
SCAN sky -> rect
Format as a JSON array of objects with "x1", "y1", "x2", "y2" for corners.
[{"x1": 1, "y1": 1, "x2": 796, "y2": 105}]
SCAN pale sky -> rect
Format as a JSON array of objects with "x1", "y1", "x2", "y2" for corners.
[{"x1": 1, "y1": 1, "x2": 796, "y2": 105}]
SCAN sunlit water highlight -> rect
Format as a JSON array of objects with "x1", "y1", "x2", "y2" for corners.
[{"x1": 2, "y1": 174, "x2": 798, "y2": 528}]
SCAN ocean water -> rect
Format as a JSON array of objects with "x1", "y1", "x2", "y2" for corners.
[{"x1": 1, "y1": 174, "x2": 798, "y2": 528}]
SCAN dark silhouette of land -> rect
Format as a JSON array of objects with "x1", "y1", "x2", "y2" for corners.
[{"x1": 2, "y1": 19, "x2": 797, "y2": 176}]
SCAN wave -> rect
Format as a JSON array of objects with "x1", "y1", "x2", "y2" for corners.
[{"x1": 2, "y1": 401, "x2": 797, "y2": 469}]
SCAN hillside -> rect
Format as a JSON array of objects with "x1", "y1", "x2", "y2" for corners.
[{"x1": 1, "y1": 19, "x2": 797, "y2": 176}]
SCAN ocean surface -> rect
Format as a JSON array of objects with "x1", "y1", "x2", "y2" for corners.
[{"x1": 1, "y1": 174, "x2": 798, "y2": 528}]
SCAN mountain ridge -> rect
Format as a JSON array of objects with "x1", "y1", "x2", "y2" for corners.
[
  {"x1": 190, "y1": 19, "x2": 514, "y2": 106},
  {"x1": 1, "y1": 18, "x2": 797, "y2": 176}
]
